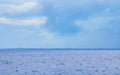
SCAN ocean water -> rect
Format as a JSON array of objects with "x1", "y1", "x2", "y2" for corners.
[{"x1": 0, "y1": 50, "x2": 120, "y2": 75}]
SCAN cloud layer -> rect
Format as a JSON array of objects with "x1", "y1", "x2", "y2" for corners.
[{"x1": 0, "y1": 17, "x2": 47, "y2": 26}]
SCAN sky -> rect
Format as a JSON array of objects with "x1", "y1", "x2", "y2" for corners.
[{"x1": 0, "y1": 0, "x2": 120, "y2": 48}]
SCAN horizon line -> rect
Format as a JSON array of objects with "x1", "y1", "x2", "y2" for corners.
[{"x1": 0, "y1": 48, "x2": 120, "y2": 50}]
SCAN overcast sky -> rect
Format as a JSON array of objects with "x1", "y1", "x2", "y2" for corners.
[{"x1": 0, "y1": 0, "x2": 120, "y2": 48}]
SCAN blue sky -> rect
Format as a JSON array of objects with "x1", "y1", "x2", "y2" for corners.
[{"x1": 0, "y1": 0, "x2": 120, "y2": 48}]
